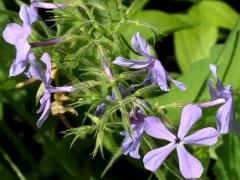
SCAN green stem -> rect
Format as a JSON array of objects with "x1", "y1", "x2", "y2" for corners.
[
  {"x1": 0, "y1": 147, "x2": 27, "y2": 180},
  {"x1": 116, "y1": 0, "x2": 126, "y2": 20},
  {"x1": 97, "y1": 44, "x2": 130, "y2": 131}
]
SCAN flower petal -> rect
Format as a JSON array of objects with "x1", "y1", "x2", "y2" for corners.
[
  {"x1": 183, "y1": 127, "x2": 219, "y2": 145},
  {"x1": 40, "y1": 53, "x2": 52, "y2": 86},
  {"x1": 167, "y1": 74, "x2": 186, "y2": 91},
  {"x1": 144, "y1": 116, "x2": 175, "y2": 142},
  {"x1": 131, "y1": 32, "x2": 150, "y2": 57},
  {"x1": 32, "y1": 2, "x2": 67, "y2": 9},
  {"x1": 36, "y1": 92, "x2": 51, "y2": 128},
  {"x1": 9, "y1": 39, "x2": 30, "y2": 76},
  {"x1": 26, "y1": 53, "x2": 46, "y2": 81},
  {"x1": 19, "y1": 4, "x2": 38, "y2": 25},
  {"x1": 150, "y1": 60, "x2": 169, "y2": 91},
  {"x1": 121, "y1": 123, "x2": 144, "y2": 159},
  {"x1": 209, "y1": 64, "x2": 224, "y2": 91},
  {"x1": 207, "y1": 79, "x2": 217, "y2": 98},
  {"x1": 216, "y1": 98, "x2": 234, "y2": 134},
  {"x1": 143, "y1": 143, "x2": 175, "y2": 172},
  {"x1": 177, "y1": 144, "x2": 203, "y2": 179},
  {"x1": 113, "y1": 56, "x2": 151, "y2": 69},
  {"x1": 178, "y1": 105, "x2": 202, "y2": 139},
  {"x1": 50, "y1": 86, "x2": 76, "y2": 93},
  {"x1": 2, "y1": 23, "x2": 31, "y2": 45}
]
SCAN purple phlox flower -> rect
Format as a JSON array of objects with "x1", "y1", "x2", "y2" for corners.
[
  {"x1": 120, "y1": 106, "x2": 145, "y2": 159},
  {"x1": 143, "y1": 104, "x2": 219, "y2": 179},
  {"x1": 2, "y1": 4, "x2": 37, "y2": 76},
  {"x1": 26, "y1": 53, "x2": 75, "y2": 128},
  {"x1": 113, "y1": 32, "x2": 186, "y2": 91},
  {"x1": 207, "y1": 64, "x2": 234, "y2": 134}
]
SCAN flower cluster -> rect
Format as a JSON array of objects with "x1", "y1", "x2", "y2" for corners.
[
  {"x1": 3, "y1": 1, "x2": 236, "y2": 179},
  {"x1": 110, "y1": 34, "x2": 234, "y2": 178},
  {"x1": 3, "y1": 1, "x2": 74, "y2": 128}
]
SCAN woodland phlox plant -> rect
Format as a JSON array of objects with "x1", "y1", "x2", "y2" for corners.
[{"x1": 2, "y1": 0, "x2": 238, "y2": 179}]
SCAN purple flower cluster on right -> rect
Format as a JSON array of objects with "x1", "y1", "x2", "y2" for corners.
[{"x1": 110, "y1": 32, "x2": 235, "y2": 179}]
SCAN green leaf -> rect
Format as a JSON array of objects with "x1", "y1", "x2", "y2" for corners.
[
  {"x1": 194, "y1": 1, "x2": 238, "y2": 30},
  {"x1": 174, "y1": 24, "x2": 218, "y2": 72},
  {"x1": 174, "y1": 1, "x2": 221, "y2": 73},
  {"x1": 214, "y1": 134, "x2": 240, "y2": 180},
  {"x1": 126, "y1": 0, "x2": 149, "y2": 18},
  {"x1": 121, "y1": 10, "x2": 197, "y2": 40}
]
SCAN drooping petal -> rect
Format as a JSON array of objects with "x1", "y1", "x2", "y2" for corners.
[
  {"x1": 9, "y1": 39, "x2": 31, "y2": 76},
  {"x1": 183, "y1": 127, "x2": 219, "y2": 145},
  {"x1": 2, "y1": 23, "x2": 31, "y2": 45},
  {"x1": 9, "y1": 58, "x2": 27, "y2": 77},
  {"x1": 26, "y1": 53, "x2": 46, "y2": 81},
  {"x1": 113, "y1": 56, "x2": 151, "y2": 69},
  {"x1": 30, "y1": 38, "x2": 64, "y2": 48},
  {"x1": 177, "y1": 144, "x2": 203, "y2": 179},
  {"x1": 150, "y1": 60, "x2": 169, "y2": 91},
  {"x1": 198, "y1": 98, "x2": 225, "y2": 108},
  {"x1": 49, "y1": 86, "x2": 76, "y2": 93},
  {"x1": 40, "y1": 53, "x2": 52, "y2": 86},
  {"x1": 32, "y1": 2, "x2": 67, "y2": 9},
  {"x1": 167, "y1": 73, "x2": 186, "y2": 91},
  {"x1": 121, "y1": 123, "x2": 144, "y2": 159},
  {"x1": 216, "y1": 98, "x2": 234, "y2": 134},
  {"x1": 209, "y1": 64, "x2": 224, "y2": 91},
  {"x1": 220, "y1": 84, "x2": 233, "y2": 100},
  {"x1": 131, "y1": 32, "x2": 151, "y2": 57},
  {"x1": 143, "y1": 143, "x2": 175, "y2": 172},
  {"x1": 36, "y1": 92, "x2": 51, "y2": 128},
  {"x1": 19, "y1": 4, "x2": 38, "y2": 25},
  {"x1": 144, "y1": 116, "x2": 175, "y2": 142},
  {"x1": 207, "y1": 79, "x2": 217, "y2": 98},
  {"x1": 178, "y1": 105, "x2": 202, "y2": 139},
  {"x1": 129, "y1": 143, "x2": 141, "y2": 159}
]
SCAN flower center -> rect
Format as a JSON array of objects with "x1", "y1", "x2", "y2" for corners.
[{"x1": 175, "y1": 137, "x2": 181, "y2": 144}]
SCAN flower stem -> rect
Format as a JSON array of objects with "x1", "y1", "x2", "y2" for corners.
[{"x1": 0, "y1": 147, "x2": 27, "y2": 180}]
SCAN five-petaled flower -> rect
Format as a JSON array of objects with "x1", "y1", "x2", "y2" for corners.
[
  {"x1": 207, "y1": 64, "x2": 234, "y2": 134},
  {"x1": 113, "y1": 32, "x2": 186, "y2": 91},
  {"x1": 143, "y1": 104, "x2": 219, "y2": 179},
  {"x1": 26, "y1": 53, "x2": 75, "y2": 128}
]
